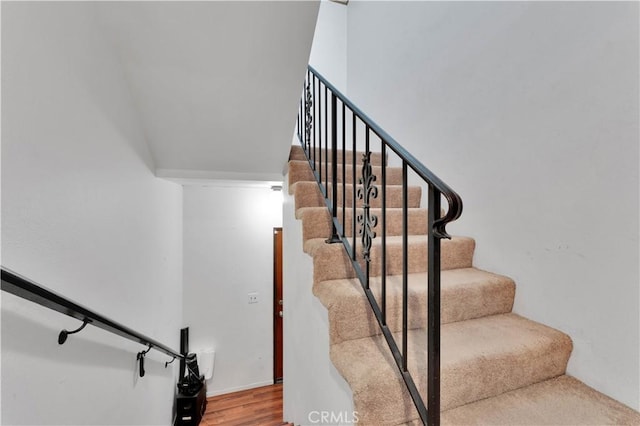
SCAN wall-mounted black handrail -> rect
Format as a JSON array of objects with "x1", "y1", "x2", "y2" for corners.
[
  {"x1": 297, "y1": 65, "x2": 464, "y2": 426},
  {"x1": 1, "y1": 267, "x2": 184, "y2": 361}
]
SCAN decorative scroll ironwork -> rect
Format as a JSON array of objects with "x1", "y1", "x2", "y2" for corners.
[
  {"x1": 356, "y1": 152, "x2": 378, "y2": 262},
  {"x1": 304, "y1": 82, "x2": 313, "y2": 148}
]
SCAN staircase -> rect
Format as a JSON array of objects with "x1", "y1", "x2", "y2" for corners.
[{"x1": 287, "y1": 144, "x2": 640, "y2": 425}]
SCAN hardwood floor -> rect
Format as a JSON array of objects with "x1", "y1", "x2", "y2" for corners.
[{"x1": 201, "y1": 384, "x2": 291, "y2": 426}]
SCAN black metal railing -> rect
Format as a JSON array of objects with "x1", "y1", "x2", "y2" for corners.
[
  {"x1": 1, "y1": 267, "x2": 184, "y2": 376},
  {"x1": 296, "y1": 66, "x2": 463, "y2": 426}
]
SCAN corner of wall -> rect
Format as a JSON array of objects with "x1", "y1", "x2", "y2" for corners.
[
  {"x1": 309, "y1": 0, "x2": 348, "y2": 94},
  {"x1": 282, "y1": 171, "x2": 354, "y2": 425}
]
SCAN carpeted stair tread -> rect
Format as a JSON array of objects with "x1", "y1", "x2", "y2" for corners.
[
  {"x1": 297, "y1": 206, "x2": 429, "y2": 242},
  {"x1": 314, "y1": 268, "x2": 515, "y2": 344},
  {"x1": 289, "y1": 145, "x2": 383, "y2": 166},
  {"x1": 304, "y1": 235, "x2": 475, "y2": 283},
  {"x1": 441, "y1": 375, "x2": 640, "y2": 425},
  {"x1": 330, "y1": 313, "x2": 573, "y2": 424}
]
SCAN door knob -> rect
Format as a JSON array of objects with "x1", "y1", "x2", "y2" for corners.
[{"x1": 279, "y1": 311, "x2": 283, "y2": 318}]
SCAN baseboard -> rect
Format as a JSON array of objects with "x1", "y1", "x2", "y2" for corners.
[{"x1": 206, "y1": 380, "x2": 275, "y2": 397}]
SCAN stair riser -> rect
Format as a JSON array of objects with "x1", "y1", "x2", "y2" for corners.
[
  {"x1": 329, "y1": 344, "x2": 419, "y2": 425},
  {"x1": 293, "y1": 182, "x2": 422, "y2": 211},
  {"x1": 309, "y1": 237, "x2": 475, "y2": 283},
  {"x1": 440, "y1": 335, "x2": 572, "y2": 411},
  {"x1": 315, "y1": 274, "x2": 516, "y2": 345},
  {"x1": 290, "y1": 145, "x2": 383, "y2": 166},
  {"x1": 312, "y1": 162, "x2": 403, "y2": 186},
  {"x1": 289, "y1": 160, "x2": 404, "y2": 189},
  {"x1": 299, "y1": 207, "x2": 429, "y2": 242}
]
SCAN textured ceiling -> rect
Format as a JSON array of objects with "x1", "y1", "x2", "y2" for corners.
[{"x1": 96, "y1": 1, "x2": 319, "y2": 181}]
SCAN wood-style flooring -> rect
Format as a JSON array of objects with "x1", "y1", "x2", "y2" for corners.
[{"x1": 201, "y1": 384, "x2": 291, "y2": 426}]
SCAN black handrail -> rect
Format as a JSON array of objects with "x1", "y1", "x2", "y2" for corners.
[
  {"x1": 296, "y1": 66, "x2": 463, "y2": 426},
  {"x1": 307, "y1": 65, "x2": 463, "y2": 238},
  {"x1": 1, "y1": 267, "x2": 184, "y2": 361}
]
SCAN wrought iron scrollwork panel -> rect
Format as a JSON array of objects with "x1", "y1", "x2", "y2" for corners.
[
  {"x1": 304, "y1": 82, "x2": 313, "y2": 150},
  {"x1": 356, "y1": 152, "x2": 378, "y2": 262}
]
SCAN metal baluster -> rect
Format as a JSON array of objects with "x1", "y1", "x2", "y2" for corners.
[
  {"x1": 402, "y1": 161, "x2": 408, "y2": 372},
  {"x1": 325, "y1": 86, "x2": 329, "y2": 193},
  {"x1": 366, "y1": 127, "x2": 371, "y2": 291},
  {"x1": 427, "y1": 185, "x2": 442, "y2": 426},
  {"x1": 318, "y1": 81, "x2": 322, "y2": 183},
  {"x1": 364, "y1": 127, "x2": 371, "y2": 289},
  {"x1": 352, "y1": 114, "x2": 357, "y2": 260},
  {"x1": 381, "y1": 143, "x2": 387, "y2": 325},
  {"x1": 299, "y1": 94, "x2": 302, "y2": 145},
  {"x1": 327, "y1": 92, "x2": 340, "y2": 244},
  {"x1": 312, "y1": 74, "x2": 316, "y2": 169},
  {"x1": 342, "y1": 102, "x2": 346, "y2": 234}
]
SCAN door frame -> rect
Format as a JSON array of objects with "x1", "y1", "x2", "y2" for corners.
[{"x1": 273, "y1": 227, "x2": 283, "y2": 383}]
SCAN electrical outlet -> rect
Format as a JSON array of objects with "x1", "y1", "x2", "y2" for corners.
[{"x1": 248, "y1": 292, "x2": 258, "y2": 304}]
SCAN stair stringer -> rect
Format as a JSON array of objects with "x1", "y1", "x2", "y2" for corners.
[{"x1": 282, "y1": 172, "x2": 356, "y2": 426}]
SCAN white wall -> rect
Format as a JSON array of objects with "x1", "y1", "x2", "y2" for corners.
[
  {"x1": 282, "y1": 175, "x2": 355, "y2": 425},
  {"x1": 1, "y1": 2, "x2": 183, "y2": 425},
  {"x1": 346, "y1": 1, "x2": 639, "y2": 409},
  {"x1": 182, "y1": 183, "x2": 283, "y2": 396},
  {"x1": 309, "y1": 0, "x2": 348, "y2": 94}
]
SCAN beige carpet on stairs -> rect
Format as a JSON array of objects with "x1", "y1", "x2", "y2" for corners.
[
  {"x1": 440, "y1": 375, "x2": 640, "y2": 425},
  {"x1": 287, "y1": 145, "x2": 640, "y2": 425}
]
